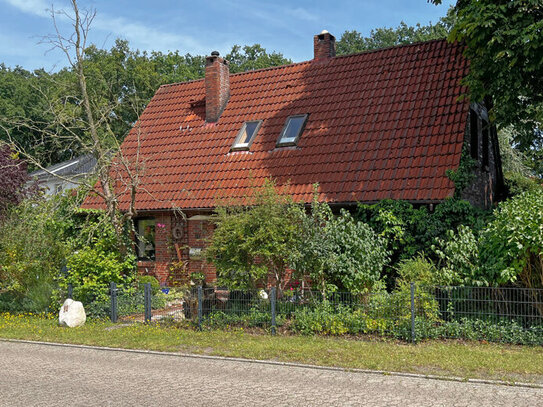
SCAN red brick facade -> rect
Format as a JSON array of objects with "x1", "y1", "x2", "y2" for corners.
[{"x1": 136, "y1": 211, "x2": 217, "y2": 286}]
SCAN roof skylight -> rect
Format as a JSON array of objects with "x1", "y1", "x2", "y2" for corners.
[
  {"x1": 231, "y1": 120, "x2": 262, "y2": 151},
  {"x1": 277, "y1": 114, "x2": 308, "y2": 147}
]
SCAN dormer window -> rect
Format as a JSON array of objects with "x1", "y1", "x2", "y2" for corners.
[
  {"x1": 276, "y1": 114, "x2": 308, "y2": 147},
  {"x1": 231, "y1": 120, "x2": 262, "y2": 151}
]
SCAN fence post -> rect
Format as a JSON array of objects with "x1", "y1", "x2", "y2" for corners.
[
  {"x1": 67, "y1": 283, "x2": 73, "y2": 299},
  {"x1": 110, "y1": 282, "x2": 118, "y2": 323},
  {"x1": 144, "y1": 283, "x2": 152, "y2": 323},
  {"x1": 271, "y1": 287, "x2": 277, "y2": 335},
  {"x1": 410, "y1": 282, "x2": 416, "y2": 343},
  {"x1": 197, "y1": 286, "x2": 203, "y2": 330}
]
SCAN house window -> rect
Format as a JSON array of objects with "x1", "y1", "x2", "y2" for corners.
[
  {"x1": 469, "y1": 109, "x2": 479, "y2": 160},
  {"x1": 232, "y1": 120, "x2": 262, "y2": 150},
  {"x1": 482, "y1": 120, "x2": 490, "y2": 169},
  {"x1": 276, "y1": 114, "x2": 308, "y2": 147},
  {"x1": 135, "y1": 218, "x2": 156, "y2": 260}
]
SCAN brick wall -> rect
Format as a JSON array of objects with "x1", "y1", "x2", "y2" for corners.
[{"x1": 135, "y1": 211, "x2": 216, "y2": 286}]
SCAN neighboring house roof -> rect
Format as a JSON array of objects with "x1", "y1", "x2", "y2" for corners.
[
  {"x1": 84, "y1": 39, "x2": 469, "y2": 211},
  {"x1": 31, "y1": 154, "x2": 97, "y2": 182}
]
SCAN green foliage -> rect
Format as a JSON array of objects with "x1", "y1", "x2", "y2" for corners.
[
  {"x1": 446, "y1": 146, "x2": 477, "y2": 197},
  {"x1": 395, "y1": 254, "x2": 438, "y2": 288},
  {"x1": 433, "y1": 225, "x2": 485, "y2": 286},
  {"x1": 291, "y1": 193, "x2": 389, "y2": 294},
  {"x1": 290, "y1": 291, "x2": 440, "y2": 338},
  {"x1": 326, "y1": 210, "x2": 389, "y2": 293},
  {"x1": 288, "y1": 194, "x2": 335, "y2": 293},
  {"x1": 137, "y1": 275, "x2": 160, "y2": 295},
  {"x1": 416, "y1": 318, "x2": 543, "y2": 346},
  {"x1": 480, "y1": 189, "x2": 543, "y2": 288},
  {"x1": 336, "y1": 12, "x2": 454, "y2": 55},
  {"x1": 202, "y1": 308, "x2": 283, "y2": 330},
  {"x1": 432, "y1": 0, "x2": 543, "y2": 175},
  {"x1": 0, "y1": 197, "x2": 72, "y2": 312},
  {"x1": 355, "y1": 198, "x2": 489, "y2": 277},
  {"x1": 504, "y1": 171, "x2": 542, "y2": 197},
  {"x1": 205, "y1": 180, "x2": 301, "y2": 290},
  {"x1": 226, "y1": 44, "x2": 292, "y2": 73},
  {"x1": 63, "y1": 217, "x2": 136, "y2": 304}
]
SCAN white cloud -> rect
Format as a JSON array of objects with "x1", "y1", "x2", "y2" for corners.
[
  {"x1": 2, "y1": 0, "x2": 51, "y2": 18},
  {"x1": 1, "y1": 0, "x2": 205, "y2": 53},
  {"x1": 92, "y1": 16, "x2": 203, "y2": 52}
]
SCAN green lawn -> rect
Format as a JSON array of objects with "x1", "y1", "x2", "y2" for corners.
[{"x1": 1, "y1": 312, "x2": 542, "y2": 385}]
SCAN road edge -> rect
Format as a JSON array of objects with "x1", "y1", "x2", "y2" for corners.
[{"x1": 1, "y1": 337, "x2": 541, "y2": 389}]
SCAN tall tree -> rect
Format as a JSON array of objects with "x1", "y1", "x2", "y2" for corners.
[
  {"x1": 336, "y1": 10, "x2": 454, "y2": 55},
  {"x1": 431, "y1": 0, "x2": 543, "y2": 176},
  {"x1": 226, "y1": 44, "x2": 291, "y2": 73}
]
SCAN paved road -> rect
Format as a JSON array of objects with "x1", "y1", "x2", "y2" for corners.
[{"x1": 0, "y1": 341, "x2": 541, "y2": 406}]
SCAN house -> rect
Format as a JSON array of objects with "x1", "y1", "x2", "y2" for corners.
[
  {"x1": 30, "y1": 154, "x2": 97, "y2": 196},
  {"x1": 83, "y1": 31, "x2": 504, "y2": 285}
]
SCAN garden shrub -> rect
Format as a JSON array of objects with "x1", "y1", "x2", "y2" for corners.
[
  {"x1": 480, "y1": 188, "x2": 543, "y2": 289},
  {"x1": 414, "y1": 317, "x2": 543, "y2": 345},
  {"x1": 290, "y1": 192, "x2": 389, "y2": 294},
  {"x1": 206, "y1": 180, "x2": 301, "y2": 290},
  {"x1": 326, "y1": 210, "x2": 389, "y2": 293},
  {"x1": 63, "y1": 218, "x2": 136, "y2": 305},
  {"x1": 138, "y1": 275, "x2": 160, "y2": 294},
  {"x1": 355, "y1": 198, "x2": 490, "y2": 286},
  {"x1": 395, "y1": 254, "x2": 438, "y2": 287},
  {"x1": 0, "y1": 197, "x2": 71, "y2": 312},
  {"x1": 433, "y1": 225, "x2": 486, "y2": 286}
]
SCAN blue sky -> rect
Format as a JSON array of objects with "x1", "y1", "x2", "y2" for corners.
[{"x1": 0, "y1": 0, "x2": 454, "y2": 71}]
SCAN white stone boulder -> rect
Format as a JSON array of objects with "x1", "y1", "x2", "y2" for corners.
[{"x1": 59, "y1": 299, "x2": 86, "y2": 328}]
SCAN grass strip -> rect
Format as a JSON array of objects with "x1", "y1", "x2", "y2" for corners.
[{"x1": 1, "y1": 313, "x2": 542, "y2": 384}]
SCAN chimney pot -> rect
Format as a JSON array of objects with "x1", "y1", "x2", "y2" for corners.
[
  {"x1": 211, "y1": 50, "x2": 220, "y2": 57},
  {"x1": 314, "y1": 31, "x2": 336, "y2": 60}
]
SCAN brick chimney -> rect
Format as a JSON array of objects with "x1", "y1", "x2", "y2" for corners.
[
  {"x1": 314, "y1": 30, "x2": 336, "y2": 60},
  {"x1": 205, "y1": 51, "x2": 230, "y2": 123}
]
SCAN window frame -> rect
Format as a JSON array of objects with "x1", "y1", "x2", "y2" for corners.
[
  {"x1": 134, "y1": 217, "x2": 156, "y2": 261},
  {"x1": 276, "y1": 114, "x2": 308, "y2": 147},
  {"x1": 231, "y1": 120, "x2": 263, "y2": 151}
]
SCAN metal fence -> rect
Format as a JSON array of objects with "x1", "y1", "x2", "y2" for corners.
[{"x1": 65, "y1": 283, "x2": 543, "y2": 344}]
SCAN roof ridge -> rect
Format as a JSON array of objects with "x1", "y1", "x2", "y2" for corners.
[{"x1": 159, "y1": 38, "x2": 453, "y2": 90}]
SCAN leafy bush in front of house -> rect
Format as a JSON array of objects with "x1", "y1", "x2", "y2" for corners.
[
  {"x1": 433, "y1": 225, "x2": 486, "y2": 286},
  {"x1": 326, "y1": 210, "x2": 389, "y2": 293},
  {"x1": 206, "y1": 180, "x2": 302, "y2": 290},
  {"x1": 62, "y1": 217, "x2": 136, "y2": 305},
  {"x1": 355, "y1": 198, "x2": 491, "y2": 286},
  {"x1": 480, "y1": 189, "x2": 543, "y2": 289},
  {"x1": 0, "y1": 197, "x2": 72, "y2": 312},
  {"x1": 289, "y1": 193, "x2": 389, "y2": 294}
]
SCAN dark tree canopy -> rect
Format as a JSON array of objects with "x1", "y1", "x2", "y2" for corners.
[
  {"x1": 431, "y1": 0, "x2": 543, "y2": 176},
  {"x1": 0, "y1": 144, "x2": 33, "y2": 214}
]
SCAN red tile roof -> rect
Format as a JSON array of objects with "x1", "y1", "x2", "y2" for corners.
[{"x1": 83, "y1": 39, "x2": 469, "y2": 211}]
